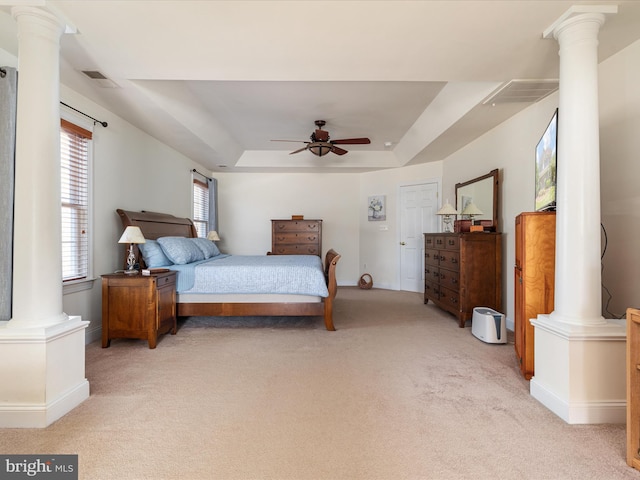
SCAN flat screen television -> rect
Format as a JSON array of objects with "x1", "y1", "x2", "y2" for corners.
[{"x1": 535, "y1": 108, "x2": 558, "y2": 212}]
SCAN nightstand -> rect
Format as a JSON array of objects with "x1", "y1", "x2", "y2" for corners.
[{"x1": 101, "y1": 271, "x2": 177, "y2": 349}]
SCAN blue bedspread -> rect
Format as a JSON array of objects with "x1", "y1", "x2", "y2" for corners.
[{"x1": 169, "y1": 254, "x2": 329, "y2": 297}]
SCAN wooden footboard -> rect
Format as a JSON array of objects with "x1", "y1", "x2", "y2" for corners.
[{"x1": 177, "y1": 249, "x2": 342, "y2": 331}]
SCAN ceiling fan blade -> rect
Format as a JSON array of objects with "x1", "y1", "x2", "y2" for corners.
[
  {"x1": 331, "y1": 138, "x2": 371, "y2": 145},
  {"x1": 289, "y1": 146, "x2": 309, "y2": 155},
  {"x1": 331, "y1": 146, "x2": 349, "y2": 155}
]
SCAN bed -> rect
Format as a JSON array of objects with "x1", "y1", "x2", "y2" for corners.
[{"x1": 117, "y1": 209, "x2": 341, "y2": 331}]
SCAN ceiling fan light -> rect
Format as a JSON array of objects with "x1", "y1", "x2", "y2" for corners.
[{"x1": 308, "y1": 142, "x2": 333, "y2": 157}]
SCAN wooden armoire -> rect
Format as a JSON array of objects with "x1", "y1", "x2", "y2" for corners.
[{"x1": 514, "y1": 211, "x2": 556, "y2": 380}]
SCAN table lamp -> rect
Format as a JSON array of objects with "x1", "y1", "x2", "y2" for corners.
[
  {"x1": 118, "y1": 226, "x2": 146, "y2": 274},
  {"x1": 461, "y1": 201, "x2": 483, "y2": 223},
  {"x1": 207, "y1": 230, "x2": 220, "y2": 241},
  {"x1": 436, "y1": 200, "x2": 459, "y2": 233}
]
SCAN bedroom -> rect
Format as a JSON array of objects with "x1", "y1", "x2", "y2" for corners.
[{"x1": 1, "y1": 0, "x2": 640, "y2": 442}]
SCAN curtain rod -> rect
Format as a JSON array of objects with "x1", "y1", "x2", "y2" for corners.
[
  {"x1": 192, "y1": 168, "x2": 213, "y2": 181},
  {"x1": 60, "y1": 101, "x2": 108, "y2": 127}
]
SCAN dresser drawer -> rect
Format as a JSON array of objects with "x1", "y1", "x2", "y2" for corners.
[
  {"x1": 439, "y1": 285, "x2": 460, "y2": 311},
  {"x1": 156, "y1": 273, "x2": 176, "y2": 288},
  {"x1": 439, "y1": 250, "x2": 460, "y2": 271},
  {"x1": 424, "y1": 281, "x2": 440, "y2": 301},
  {"x1": 273, "y1": 221, "x2": 320, "y2": 233},
  {"x1": 425, "y1": 248, "x2": 440, "y2": 267},
  {"x1": 424, "y1": 236, "x2": 436, "y2": 249},
  {"x1": 273, "y1": 244, "x2": 320, "y2": 255},
  {"x1": 439, "y1": 268, "x2": 459, "y2": 291},
  {"x1": 443, "y1": 236, "x2": 460, "y2": 250},
  {"x1": 433, "y1": 236, "x2": 446, "y2": 249},
  {"x1": 273, "y1": 232, "x2": 321, "y2": 244},
  {"x1": 424, "y1": 265, "x2": 440, "y2": 282}
]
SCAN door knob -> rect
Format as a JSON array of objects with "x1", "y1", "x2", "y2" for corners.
[{"x1": 400, "y1": 241, "x2": 406, "y2": 245}]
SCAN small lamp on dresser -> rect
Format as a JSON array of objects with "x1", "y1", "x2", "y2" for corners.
[
  {"x1": 436, "y1": 200, "x2": 459, "y2": 233},
  {"x1": 118, "y1": 226, "x2": 146, "y2": 274},
  {"x1": 461, "y1": 202, "x2": 484, "y2": 232},
  {"x1": 207, "y1": 230, "x2": 220, "y2": 242},
  {"x1": 461, "y1": 202, "x2": 483, "y2": 222}
]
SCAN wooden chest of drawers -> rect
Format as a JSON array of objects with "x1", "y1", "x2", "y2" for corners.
[
  {"x1": 101, "y1": 271, "x2": 177, "y2": 349},
  {"x1": 271, "y1": 219, "x2": 322, "y2": 256},
  {"x1": 424, "y1": 232, "x2": 502, "y2": 327}
]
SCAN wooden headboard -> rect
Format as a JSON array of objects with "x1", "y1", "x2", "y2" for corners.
[
  {"x1": 117, "y1": 209, "x2": 198, "y2": 269},
  {"x1": 117, "y1": 209, "x2": 198, "y2": 240}
]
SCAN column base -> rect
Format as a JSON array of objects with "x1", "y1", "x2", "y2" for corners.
[
  {"x1": 0, "y1": 315, "x2": 89, "y2": 428},
  {"x1": 530, "y1": 314, "x2": 626, "y2": 424}
]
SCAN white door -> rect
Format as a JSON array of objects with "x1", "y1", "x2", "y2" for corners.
[{"x1": 400, "y1": 183, "x2": 439, "y2": 292}]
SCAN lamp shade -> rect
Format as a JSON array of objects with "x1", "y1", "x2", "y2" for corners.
[
  {"x1": 207, "y1": 230, "x2": 221, "y2": 241},
  {"x1": 461, "y1": 202, "x2": 483, "y2": 216},
  {"x1": 118, "y1": 226, "x2": 146, "y2": 244},
  {"x1": 437, "y1": 202, "x2": 459, "y2": 216}
]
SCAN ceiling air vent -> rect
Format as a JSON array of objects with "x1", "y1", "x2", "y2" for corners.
[
  {"x1": 483, "y1": 80, "x2": 558, "y2": 105},
  {"x1": 81, "y1": 70, "x2": 119, "y2": 88}
]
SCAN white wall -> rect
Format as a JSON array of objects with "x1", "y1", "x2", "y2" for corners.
[
  {"x1": 59, "y1": 85, "x2": 206, "y2": 339},
  {"x1": 599, "y1": 38, "x2": 640, "y2": 319},
  {"x1": 359, "y1": 162, "x2": 443, "y2": 290},
  {"x1": 213, "y1": 172, "x2": 360, "y2": 286}
]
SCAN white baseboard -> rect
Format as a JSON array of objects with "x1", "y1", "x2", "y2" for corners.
[
  {"x1": 0, "y1": 380, "x2": 89, "y2": 428},
  {"x1": 530, "y1": 377, "x2": 626, "y2": 424},
  {"x1": 84, "y1": 323, "x2": 101, "y2": 345}
]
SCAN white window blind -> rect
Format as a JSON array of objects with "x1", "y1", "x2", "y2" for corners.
[
  {"x1": 61, "y1": 119, "x2": 91, "y2": 282},
  {"x1": 193, "y1": 178, "x2": 209, "y2": 238}
]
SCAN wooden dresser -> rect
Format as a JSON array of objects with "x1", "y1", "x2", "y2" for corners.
[
  {"x1": 101, "y1": 271, "x2": 177, "y2": 349},
  {"x1": 271, "y1": 219, "x2": 322, "y2": 256},
  {"x1": 514, "y1": 212, "x2": 555, "y2": 379},
  {"x1": 424, "y1": 232, "x2": 502, "y2": 327}
]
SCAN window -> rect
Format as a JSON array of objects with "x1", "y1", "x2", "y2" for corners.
[
  {"x1": 193, "y1": 177, "x2": 209, "y2": 238},
  {"x1": 60, "y1": 118, "x2": 91, "y2": 283}
]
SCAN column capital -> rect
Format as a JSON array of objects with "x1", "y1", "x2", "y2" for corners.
[
  {"x1": 543, "y1": 5, "x2": 617, "y2": 40},
  {"x1": 11, "y1": 5, "x2": 74, "y2": 37}
]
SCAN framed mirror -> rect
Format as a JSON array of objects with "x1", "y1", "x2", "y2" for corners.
[{"x1": 455, "y1": 169, "x2": 499, "y2": 231}]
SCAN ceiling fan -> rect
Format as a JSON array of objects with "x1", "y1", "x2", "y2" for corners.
[{"x1": 272, "y1": 120, "x2": 371, "y2": 157}]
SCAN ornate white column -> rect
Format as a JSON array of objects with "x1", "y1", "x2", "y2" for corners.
[
  {"x1": 0, "y1": 6, "x2": 89, "y2": 428},
  {"x1": 530, "y1": 5, "x2": 626, "y2": 424}
]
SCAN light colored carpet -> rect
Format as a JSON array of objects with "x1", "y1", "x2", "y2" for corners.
[{"x1": 1, "y1": 287, "x2": 637, "y2": 480}]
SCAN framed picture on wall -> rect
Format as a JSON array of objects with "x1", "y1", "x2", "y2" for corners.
[{"x1": 368, "y1": 195, "x2": 386, "y2": 221}]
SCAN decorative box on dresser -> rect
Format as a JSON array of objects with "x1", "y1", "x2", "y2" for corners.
[
  {"x1": 424, "y1": 232, "x2": 502, "y2": 328},
  {"x1": 271, "y1": 219, "x2": 322, "y2": 256},
  {"x1": 514, "y1": 211, "x2": 556, "y2": 380},
  {"x1": 101, "y1": 270, "x2": 177, "y2": 349}
]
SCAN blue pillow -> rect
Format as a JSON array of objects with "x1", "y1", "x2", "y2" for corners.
[
  {"x1": 190, "y1": 237, "x2": 220, "y2": 259},
  {"x1": 157, "y1": 236, "x2": 205, "y2": 265},
  {"x1": 138, "y1": 239, "x2": 172, "y2": 268}
]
